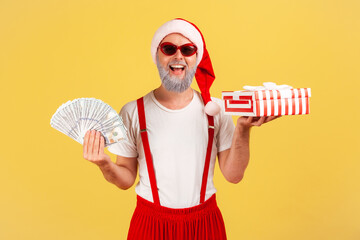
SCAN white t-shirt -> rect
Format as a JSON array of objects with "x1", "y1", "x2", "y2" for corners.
[{"x1": 108, "y1": 89, "x2": 235, "y2": 208}]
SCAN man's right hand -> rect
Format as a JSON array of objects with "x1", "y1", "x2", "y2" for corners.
[
  {"x1": 82, "y1": 129, "x2": 138, "y2": 189},
  {"x1": 83, "y1": 129, "x2": 111, "y2": 167}
]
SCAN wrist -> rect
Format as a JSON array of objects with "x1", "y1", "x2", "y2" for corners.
[
  {"x1": 96, "y1": 159, "x2": 112, "y2": 168},
  {"x1": 236, "y1": 124, "x2": 251, "y2": 134}
]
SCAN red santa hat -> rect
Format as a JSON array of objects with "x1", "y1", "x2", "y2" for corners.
[{"x1": 151, "y1": 18, "x2": 221, "y2": 116}]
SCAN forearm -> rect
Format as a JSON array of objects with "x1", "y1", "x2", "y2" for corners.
[
  {"x1": 97, "y1": 161, "x2": 136, "y2": 190},
  {"x1": 222, "y1": 125, "x2": 250, "y2": 183}
]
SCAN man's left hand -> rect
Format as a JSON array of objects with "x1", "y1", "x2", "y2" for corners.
[{"x1": 236, "y1": 115, "x2": 282, "y2": 129}]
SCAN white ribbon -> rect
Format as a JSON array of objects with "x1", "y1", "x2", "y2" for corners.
[{"x1": 242, "y1": 82, "x2": 293, "y2": 91}]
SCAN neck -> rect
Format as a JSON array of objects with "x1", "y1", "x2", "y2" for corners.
[{"x1": 153, "y1": 85, "x2": 194, "y2": 110}]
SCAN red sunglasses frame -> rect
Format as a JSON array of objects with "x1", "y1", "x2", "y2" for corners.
[{"x1": 159, "y1": 42, "x2": 198, "y2": 57}]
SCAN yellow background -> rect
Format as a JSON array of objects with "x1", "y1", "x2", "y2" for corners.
[{"x1": 1, "y1": 0, "x2": 359, "y2": 239}]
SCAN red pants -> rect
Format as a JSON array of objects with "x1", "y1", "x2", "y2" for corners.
[{"x1": 127, "y1": 194, "x2": 227, "y2": 240}]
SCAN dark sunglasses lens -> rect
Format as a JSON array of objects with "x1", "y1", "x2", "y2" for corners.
[
  {"x1": 181, "y1": 46, "x2": 197, "y2": 56},
  {"x1": 162, "y1": 44, "x2": 177, "y2": 55}
]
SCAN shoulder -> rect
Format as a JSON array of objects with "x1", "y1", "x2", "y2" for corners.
[
  {"x1": 121, "y1": 99, "x2": 137, "y2": 112},
  {"x1": 119, "y1": 99, "x2": 137, "y2": 121},
  {"x1": 120, "y1": 91, "x2": 154, "y2": 117}
]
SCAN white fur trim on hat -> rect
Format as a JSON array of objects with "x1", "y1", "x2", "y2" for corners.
[
  {"x1": 205, "y1": 101, "x2": 221, "y2": 116},
  {"x1": 151, "y1": 19, "x2": 204, "y2": 66}
]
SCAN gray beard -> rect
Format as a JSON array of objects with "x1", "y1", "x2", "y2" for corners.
[{"x1": 156, "y1": 54, "x2": 197, "y2": 93}]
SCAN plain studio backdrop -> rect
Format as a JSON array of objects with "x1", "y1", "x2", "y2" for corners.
[{"x1": 0, "y1": 0, "x2": 359, "y2": 239}]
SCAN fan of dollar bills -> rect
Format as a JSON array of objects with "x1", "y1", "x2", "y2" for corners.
[{"x1": 50, "y1": 98, "x2": 127, "y2": 147}]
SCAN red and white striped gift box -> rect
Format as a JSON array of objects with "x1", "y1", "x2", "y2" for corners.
[{"x1": 222, "y1": 88, "x2": 311, "y2": 116}]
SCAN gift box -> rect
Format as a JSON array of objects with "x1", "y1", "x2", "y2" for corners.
[{"x1": 222, "y1": 82, "x2": 311, "y2": 116}]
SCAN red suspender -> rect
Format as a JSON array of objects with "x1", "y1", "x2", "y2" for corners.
[
  {"x1": 137, "y1": 97, "x2": 160, "y2": 206},
  {"x1": 200, "y1": 115, "x2": 214, "y2": 204},
  {"x1": 136, "y1": 97, "x2": 214, "y2": 206}
]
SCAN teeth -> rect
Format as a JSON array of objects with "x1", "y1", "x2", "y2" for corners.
[{"x1": 170, "y1": 65, "x2": 185, "y2": 69}]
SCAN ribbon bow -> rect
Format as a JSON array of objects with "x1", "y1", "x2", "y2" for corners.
[{"x1": 242, "y1": 82, "x2": 293, "y2": 91}]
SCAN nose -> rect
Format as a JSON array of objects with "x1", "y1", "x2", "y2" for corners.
[{"x1": 173, "y1": 48, "x2": 183, "y2": 60}]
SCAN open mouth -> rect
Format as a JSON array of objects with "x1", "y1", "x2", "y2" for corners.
[{"x1": 169, "y1": 64, "x2": 186, "y2": 75}]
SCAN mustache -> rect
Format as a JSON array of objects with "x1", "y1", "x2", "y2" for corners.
[{"x1": 167, "y1": 60, "x2": 188, "y2": 68}]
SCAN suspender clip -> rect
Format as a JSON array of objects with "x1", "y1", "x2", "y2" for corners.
[
  {"x1": 208, "y1": 125, "x2": 215, "y2": 129},
  {"x1": 140, "y1": 129, "x2": 147, "y2": 133}
]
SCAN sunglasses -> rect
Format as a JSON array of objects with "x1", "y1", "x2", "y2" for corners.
[{"x1": 159, "y1": 42, "x2": 198, "y2": 57}]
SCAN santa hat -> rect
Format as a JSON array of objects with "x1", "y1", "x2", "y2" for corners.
[{"x1": 151, "y1": 18, "x2": 221, "y2": 116}]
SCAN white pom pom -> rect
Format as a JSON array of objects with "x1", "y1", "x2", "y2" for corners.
[{"x1": 205, "y1": 101, "x2": 221, "y2": 116}]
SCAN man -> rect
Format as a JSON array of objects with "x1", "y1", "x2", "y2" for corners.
[{"x1": 83, "y1": 18, "x2": 279, "y2": 239}]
